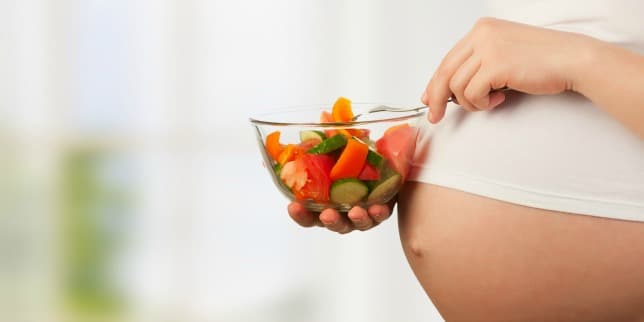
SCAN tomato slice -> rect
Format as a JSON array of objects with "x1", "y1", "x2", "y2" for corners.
[
  {"x1": 299, "y1": 138, "x2": 321, "y2": 150},
  {"x1": 320, "y1": 111, "x2": 340, "y2": 138},
  {"x1": 384, "y1": 123, "x2": 410, "y2": 136},
  {"x1": 320, "y1": 111, "x2": 333, "y2": 123},
  {"x1": 375, "y1": 124, "x2": 418, "y2": 181},
  {"x1": 347, "y1": 128, "x2": 370, "y2": 140},
  {"x1": 358, "y1": 163, "x2": 380, "y2": 181},
  {"x1": 294, "y1": 154, "x2": 334, "y2": 202}
]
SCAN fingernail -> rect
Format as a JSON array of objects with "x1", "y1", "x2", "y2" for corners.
[
  {"x1": 421, "y1": 91, "x2": 428, "y2": 103},
  {"x1": 428, "y1": 110, "x2": 433, "y2": 122}
]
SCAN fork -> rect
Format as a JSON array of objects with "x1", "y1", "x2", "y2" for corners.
[
  {"x1": 351, "y1": 87, "x2": 510, "y2": 121},
  {"x1": 351, "y1": 104, "x2": 432, "y2": 121}
]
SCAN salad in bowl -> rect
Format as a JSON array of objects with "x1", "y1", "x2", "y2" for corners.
[{"x1": 250, "y1": 97, "x2": 424, "y2": 212}]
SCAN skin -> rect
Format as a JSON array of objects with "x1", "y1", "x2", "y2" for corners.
[
  {"x1": 398, "y1": 183, "x2": 644, "y2": 322},
  {"x1": 287, "y1": 18, "x2": 644, "y2": 321},
  {"x1": 287, "y1": 200, "x2": 393, "y2": 233},
  {"x1": 422, "y1": 18, "x2": 644, "y2": 138}
]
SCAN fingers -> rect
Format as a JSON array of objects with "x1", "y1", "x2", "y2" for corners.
[
  {"x1": 329, "y1": 205, "x2": 392, "y2": 233},
  {"x1": 288, "y1": 202, "x2": 353, "y2": 233},
  {"x1": 449, "y1": 56, "x2": 482, "y2": 111},
  {"x1": 289, "y1": 202, "x2": 394, "y2": 234},
  {"x1": 465, "y1": 71, "x2": 507, "y2": 110},
  {"x1": 368, "y1": 203, "x2": 392, "y2": 224},
  {"x1": 422, "y1": 39, "x2": 473, "y2": 124},
  {"x1": 487, "y1": 91, "x2": 507, "y2": 110},
  {"x1": 347, "y1": 207, "x2": 375, "y2": 231},
  {"x1": 319, "y1": 208, "x2": 352, "y2": 234},
  {"x1": 288, "y1": 202, "x2": 322, "y2": 227}
]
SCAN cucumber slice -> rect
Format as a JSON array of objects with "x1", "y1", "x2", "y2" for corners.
[
  {"x1": 367, "y1": 170, "x2": 402, "y2": 203},
  {"x1": 299, "y1": 130, "x2": 326, "y2": 142},
  {"x1": 307, "y1": 134, "x2": 347, "y2": 155},
  {"x1": 366, "y1": 149, "x2": 385, "y2": 169},
  {"x1": 273, "y1": 163, "x2": 283, "y2": 177},
  {"x1": 330, "y1": 179, "x2": 369, "y2": 205}
]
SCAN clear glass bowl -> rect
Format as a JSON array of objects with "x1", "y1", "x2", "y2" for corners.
[{"x1": 249, "y1": 104, "x2": 425, "y2": 212}]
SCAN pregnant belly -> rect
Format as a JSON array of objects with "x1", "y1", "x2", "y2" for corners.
[{"x1": 396, "y1": 182, "x2": 644, "y2": 322}]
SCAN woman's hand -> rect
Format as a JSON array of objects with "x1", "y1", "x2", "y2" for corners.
[
  {"x1": 422, "y1": 17, "x2": 592, "y2": 123},
  {"x1": 287, "y1": 202, "x2": 393, "y2": 234}
]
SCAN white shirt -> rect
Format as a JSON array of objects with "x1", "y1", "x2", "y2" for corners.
[
  {"x1": 408, "y1": 0, "x2": 644, "y2": 221},
  {"x1": 488, "y1": 0, "x2": 644, "y2": 54}
]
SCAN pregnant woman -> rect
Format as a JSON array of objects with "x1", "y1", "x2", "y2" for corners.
[{"x1": 288, "y1": 1, "x2": 644, "y2": 321}]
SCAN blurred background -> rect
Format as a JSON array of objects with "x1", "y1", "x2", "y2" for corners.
[{"x1": 0, "y1": 0, "x2": 483, "y2": 321}]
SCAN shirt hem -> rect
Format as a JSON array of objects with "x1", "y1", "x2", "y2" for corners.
[{"x1": 408, "y1": 167, "x2": 644, "y2": 223}]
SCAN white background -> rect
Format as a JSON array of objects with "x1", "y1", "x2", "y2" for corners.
[{"x1": 0, "y1": 0, "x2": 485, "y2": 321}]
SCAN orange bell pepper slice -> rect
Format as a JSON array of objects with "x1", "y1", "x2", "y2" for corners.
[
  {"x1": 321, "y1": 109, "x2": 352, "y2": 139},
  {"x1": 337, "y1": 129, "x2": 353, "y2": 139},
  {"x1": 266, "y1": 131, "x2": 284, "y2": 161},
  {"x1": 330, "y1": 97, "x2": 369, "y2": 138},
  {"x1": 277, "y1": 144, "x2": 304, "y2": 165},
  {"x1": 330, "y1": 137, "x2": 369, "y2": 180},
  {"x1": 332, "y1": 96, "x2": 354, "y2": 122}
]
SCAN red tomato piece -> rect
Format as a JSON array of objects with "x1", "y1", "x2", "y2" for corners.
[
  {"x1": 375, "y1": 125, "x2": 418, "y2": 182},
  {"x1": 320, "y1": 111, "x2": 339, "y2": 138},
  {"x1": 358, "y1": 163, "x2": 380, "y2": 181},
  {"x1": 294, "y1": 154, "x2": 334, "y2": 202},
  {"x1": 299, "y1": 138, "x2": 321, "y2": 150},
  {"x1": 347, "y1": 128, "x2": 370, "y2": 140},
  {"x1": 320, "y1": 110, "x2": 334, "y2": 123}
]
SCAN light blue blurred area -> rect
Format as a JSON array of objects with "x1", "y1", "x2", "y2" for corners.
[
  {"x1": 0, "y1": 0, "x2": 483, "y2": 321},
  {"x1": 71, "y1": 0, "x2": 136, "y2": 132}
]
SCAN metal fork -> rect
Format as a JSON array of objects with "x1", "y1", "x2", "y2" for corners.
[
  {"x1": 351, "y1": 104, "x2": 431, "y2": 121},
  {"x1": 352, "y1": 87, "x2": 509, "y2": 121}
]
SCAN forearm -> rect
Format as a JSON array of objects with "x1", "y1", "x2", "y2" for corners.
[{"x1": 572, "y1": 37, "x2": 644, "y2": 138}]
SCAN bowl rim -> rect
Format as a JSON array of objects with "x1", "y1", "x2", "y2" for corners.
[{"x1": 248, "y1": 103, "x2": 425, "y2": 127}]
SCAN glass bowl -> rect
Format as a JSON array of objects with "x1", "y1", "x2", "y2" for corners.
[{"x1": 249, "y1": 103, "x2": 425, "y2": 212}]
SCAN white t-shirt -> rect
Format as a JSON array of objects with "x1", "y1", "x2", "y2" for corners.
[{"x1": 408, "y1": 0, "x2": 644, "y2": 222}]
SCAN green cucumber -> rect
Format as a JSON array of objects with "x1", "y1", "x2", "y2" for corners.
[
  {"x1": 299, "y1": 130, "x2": 326, "y2": 142},
  {"x1": 366, "y1": 149, "x2": 385, "y2": 169},
  {"x1": 366, "y1": 169, "x2": 402, "y2": 203},
  {"x1": 273, "y1": 163, "x2": 283, "y2": 177},
  {"x1": 307, "y1": 134, "x2": 347, "y2": 155},
  {"x1": 330, "y1": 179, "x2": 369, "y2": 205}
]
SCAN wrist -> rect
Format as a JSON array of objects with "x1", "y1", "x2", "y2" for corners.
[{"x1": 566, "y1": 35, "x2": 604, "y2": 94}]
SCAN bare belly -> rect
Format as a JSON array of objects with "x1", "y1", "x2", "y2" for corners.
[{"x1": 397, "y1": 182, "x2": 644, "y2": 322}]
